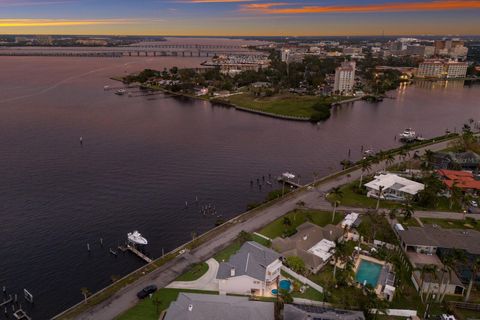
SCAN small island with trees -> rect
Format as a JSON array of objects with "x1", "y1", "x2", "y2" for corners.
[{"x1": 120, "y1": 49, "x2": 408, "y2": 122}]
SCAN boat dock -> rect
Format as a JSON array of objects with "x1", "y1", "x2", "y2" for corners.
[
  {"x1": 120, "y1": 244, "x2": 153, "y2": 263},
  {"x1": 277, "y1": 177, "x2": 304, "y2": 188},
  {"x1": 0, "y1": 296, "x2": 12, "y2": 307},
  {"x1": 13, "y1": 309, "x2": 32, "y2": 320}
]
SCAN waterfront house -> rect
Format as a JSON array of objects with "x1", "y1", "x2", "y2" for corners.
[
  {"x1": 433, "y1": 151, "x2": 480, "y2": 171},
  {"x1": 364, "y1": 173, "x2": 424, "y2": 201},
  {"x1": 164, "y1": 293, "x2": 274, "y2": 320},
  {"x1": 272, "y1": 222, "x2": 344, "y2": 273},
  {"x1": 437, "y1": 169, "x2": 480, "y2": 194},
  {"x1": 216, "y1": 241, "x2": 282, "y2": 296}
]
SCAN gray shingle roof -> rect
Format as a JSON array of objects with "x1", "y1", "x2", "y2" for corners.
[
  {"x1": 398, "y1": 225, "x2": 480, "y2": 255},
  {"x1": 284, "y1": 304, "x2": 365, "y2": 320},
  {"x1": 164, "y1": 293, "x2": 274, "y2": 320},
  {"x1": 216, "y1": 241, "x2": 280, "y2": 281}
]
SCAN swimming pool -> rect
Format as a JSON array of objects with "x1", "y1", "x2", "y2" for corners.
[{"x1": 355, "y1": 260, "x2": 382, "y2": 287}]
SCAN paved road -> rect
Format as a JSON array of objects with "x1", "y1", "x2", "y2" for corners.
[{"x1": 65, "y1": 137, "x2": 459, "y2": 320}]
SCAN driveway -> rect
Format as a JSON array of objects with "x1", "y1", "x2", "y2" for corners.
[{"x1": 166, "y1": 258, "x2": 219, "y2": 291}]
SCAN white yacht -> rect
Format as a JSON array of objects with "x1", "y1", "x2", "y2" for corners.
[
  {"x1": 127, "y1": 231, "x2": 148, "y2": 245},
  {"x1": 399, "y1": 128, "x2": 417, "y2": 141},
  {"x1": 281, "y1": 172, "x2": 296, "y2": 180}
]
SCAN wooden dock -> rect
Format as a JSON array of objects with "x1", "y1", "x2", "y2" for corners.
[
  {"x1": 13, "y1": 309, "x2": 32, "y2": 320},
  {"x1": 0, "y1": 296, "x2": 12, "y2": 307},
  {"x1": 278, "y1": 177, "x2": 304, "y2": 188},
  {"x1": 125, "y1": 244, "x2": 152, "y2": 263}
]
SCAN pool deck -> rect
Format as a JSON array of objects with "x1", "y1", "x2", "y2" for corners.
[{"x1": 354, "y1": 255, "x2": 387, "y2": 295}]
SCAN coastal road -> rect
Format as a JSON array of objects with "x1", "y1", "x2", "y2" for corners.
[{"x1": 67, "y1": 136, "x2": 460, "y2": 320}]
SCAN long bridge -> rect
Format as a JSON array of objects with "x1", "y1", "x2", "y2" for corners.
[{"x1": 0, "y1": 45, "x2": 261, "y2": 58}]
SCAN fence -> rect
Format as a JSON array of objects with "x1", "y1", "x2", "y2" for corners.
[{"x1": 281, "y1": 266, "x2": 324, "y2": 293}]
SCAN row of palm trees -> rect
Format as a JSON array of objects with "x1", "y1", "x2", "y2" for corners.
[{"x1": 417, "y1": 251, "x2": 480, "y2": 303}]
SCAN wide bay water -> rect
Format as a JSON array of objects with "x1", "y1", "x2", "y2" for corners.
[{"x1": 0, "y1": 41, "x2": 479, "y2": 318}]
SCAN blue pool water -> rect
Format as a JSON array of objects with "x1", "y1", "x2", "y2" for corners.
[
  {"x1": 279, "y1": 279, "x2": 292, "y2": 291},
  {"x1": 271, "y1": 289, "x2": 278, "y2": 295},
  {"x1": 355, "y1": 260, "x2": 382, "y2": 287}
]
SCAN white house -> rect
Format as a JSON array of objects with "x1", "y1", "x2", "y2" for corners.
[
  {"x1": 364, "y1": 173, "x2": 424, "y2": 201},
  {"x1": 216, "y1": 241, "x2": 282, "y2": 296}
]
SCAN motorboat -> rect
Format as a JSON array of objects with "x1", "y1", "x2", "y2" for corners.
[
  {"x1": 115, "y1": 89, "x2": 127, "y2": 95},
  {"x1": 281, "y1": 172, "x2": 295, "y2": 180},
  {"x1": 399, "y1": 128, "x2": 417, "y2": 141},
  {"x1": 128, "y1": 231, "x2": 148, "y2": 245}
]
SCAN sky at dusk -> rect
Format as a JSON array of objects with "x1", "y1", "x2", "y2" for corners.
[{"x1": 0, "y1": 0, "x2": 479, "y2": 36}]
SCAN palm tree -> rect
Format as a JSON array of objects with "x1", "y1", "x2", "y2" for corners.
[
  {"x1": 80, "y1": 287, "x2": 91, "y2": 303},
  {"x1": 331, "y1": 240, "x2": 348, "y2": 280},
  {"x1": 416, "y1": 264, "x2": 429, "y2": 303},
  {"x1": 422, "y1": 149, "x2": 435, "y2": 171},
  {"x1": 400, "y1": 197, "x2": 415, "y2": 221},
  {"x1": 376, "y1": 150, "x2": 386, "y2": 168},
  {"x1": 465, "y1": 257, "x2": 480, "y2": 302},
  {"x1": 437, "y1": 254, "x2": 454, "y2": 302},
  {"x1": 385, "y1": 154, "x2": 395, "y2": 171},
  {"x1": 449, "y1": 183, "x2": 463, "y2": 210},
  {"x1": 424, "y1": 265, "x2": 439, "y2": 302},
  {"x1": 329, "y1": 187, "x2": 343, "y2": 223},
  {"x1": 375, "y1": 185, "x2": 384, "y2": 212},
  {"x1": 359, "y1": 159, "x2": 372, "y2": 188}
]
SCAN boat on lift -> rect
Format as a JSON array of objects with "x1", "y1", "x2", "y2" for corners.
[
  {"x1": 115, "y1": 89, "x2": 127, "y2": 95},
  {"x1": 281, "y1": 172, "x2": 296, "y2": 180},
  {"x1": 127, "y1": 231, "x2": 148, "y2": 245},
  {"x1": 399, "y1": 128, "x2": 417, "y2": 141}
]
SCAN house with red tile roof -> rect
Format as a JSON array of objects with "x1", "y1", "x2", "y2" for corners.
[{"x1": 436, "y1": 169, "x2": 480, "y2": 192}]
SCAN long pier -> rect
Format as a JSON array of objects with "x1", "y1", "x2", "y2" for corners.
[{"x1": 124, "y1": 244, "x2": 153, "y2": 263}]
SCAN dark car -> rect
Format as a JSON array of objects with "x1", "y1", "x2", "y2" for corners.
[{"x1": 136, "y1": 285, "x2": 157, "y2": 299}]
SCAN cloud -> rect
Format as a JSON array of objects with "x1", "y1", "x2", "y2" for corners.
[
  {"x1": 0, "y1": 19, "x2": 152, "y2": 27},
  {"x1": 241, "y1": 0, "x2": 480, "y2": 14},
  {"x1": 0, "y1": 0, "x2": 75, "y2": 7},
  {"x1": 176, "y1": 0, "x2": 253, "y2": 3}
]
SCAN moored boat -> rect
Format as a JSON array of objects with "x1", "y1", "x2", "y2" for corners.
[{"x1": 127, "y1": 230, "x2": 148, "y2": 245}]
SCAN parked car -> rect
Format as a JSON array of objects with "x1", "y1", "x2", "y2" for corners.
[
  {"x1": 470, "y1": 200, "x2": 478, "y2": 207},
  {"x1": 137, "y1": 285, "x2": 157, "y2": 299}
]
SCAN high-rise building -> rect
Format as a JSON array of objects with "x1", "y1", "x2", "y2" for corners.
[
  {"x1": 434, "y1": 39, "x2": 468, "y2": 59},
  {"x1": 445, "y1": 61, "x2": 468, "y2": 78},
  {"x1": 334, "y1": 61, "x2": 356, "y2": 95},
  {"x1": 417, "y1": 59, "x2": 468, "y2": 79}
]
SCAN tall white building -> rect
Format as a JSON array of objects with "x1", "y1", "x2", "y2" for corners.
[{"x1": 334, "y1": 61, "x2": 356, "y2": 95}]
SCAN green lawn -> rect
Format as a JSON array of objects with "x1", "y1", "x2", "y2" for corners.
[
  {"x1": 115, "y1": 288, "x2": 218, "y2": 320},
  {"x1": 420, "y1": 217, "x2": 480, "y2": 231},
  {"x1": 213, "y1": 241, "x2": 242, "y2": 262},
  {"x1": 228, "y1": 93, "x2": 348, "y2": 118},
  {"x1": 399, "y1": 217, "x2": 421, "y2": 228},
  {"x1": 213, "y1": 231, "x2": 270, "y2": 262},
  {"x1": 174, "y1": 262, "x2": 209, "y2": 282},
  {"x1": 281, "y1": 271, "x2": 324, "y2": 301},
  {"x1": 259, "y1": 209, "x2": 344, "y2": 239},
  {"x1": 251, "y1": 233, "x2": 272, "y2": 247}
]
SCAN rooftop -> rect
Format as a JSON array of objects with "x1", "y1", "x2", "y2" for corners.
[
  {"x1": 437, "y1": 169, "x2": 480, "y2": 190},
  {"x1": 398, "y1": 225, "x2": 480, "y2": 255},
  {"x1": 364, "y1": 173, "x2": 424, "y2": 195},
  {"x1": 216, "y1": 241, "x2": 280, "y2": 281},
  {"x1": 284, "y1": 304, "x2": 365, "y2": 320},
  {"x1": 164, "y1": 293, "x2": 274, "y2": 320}
]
